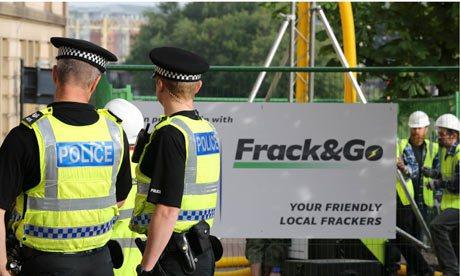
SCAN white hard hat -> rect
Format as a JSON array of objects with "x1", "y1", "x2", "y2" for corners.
[
  {"x1": 408, "y1": 111, "x2": 430, "y2": 128},
  {"x1": 105, "y1": 98, "x2": 144, "y2": 144},
  {"x1": 435, "y1": 113, "x2": 460, "y2": 132}
]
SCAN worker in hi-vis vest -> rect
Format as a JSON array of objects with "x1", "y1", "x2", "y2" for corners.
[
  {"x1": 364, "y1": 111, "x2": 437, "y2": 275},
  {"x1": 396, "y1": 111, "x2": 439, "y2": 222},
  {"x1": 388, "y1": 111, "x2": 438, "y2": 275},
  {"x1": 0, "y1": 37, "x2": 132, "y2": 276},
  {"x1": 429, "y1": 114, "x2": 460, "y2": 276},
  {"x1": 106, "y1": 99, "x2": 146, "y2": 276},
  {"x1": 130, "y1": 47, "x2": 220, "y2": 276}
]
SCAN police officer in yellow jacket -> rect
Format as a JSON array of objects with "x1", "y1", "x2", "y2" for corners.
[
  {"x1": 429, "y1": 114, "x2": 460, "y2": 276},
  {"x1": 105, "y1": 99, "x2": 146, "y2": 276},
  {"x1": 0, "y1": 37, "x2": 132, "y2": 276},
  {"x1": 130, "y1": 47, "x2": 220, "y2": 275}
]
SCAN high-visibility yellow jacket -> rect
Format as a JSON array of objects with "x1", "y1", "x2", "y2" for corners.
[
  {"x1": 440, "y1": 144, "x2": 460, "y2": 210},
  {"x1": 13, "y1": 107, "x2": 123, "y2": 252},
  {"x1": 112, "y1": 152, "x2": 145, "y2": 275},
  {"x1": 361, "y1": 139, "x2": 439, "y2": 265},
  {"x1": 130, "y1": 115, "x2": 220, "y2": 234},
  {"x1": 396, "y1": 139, "x2": 438, "y2": 206}
]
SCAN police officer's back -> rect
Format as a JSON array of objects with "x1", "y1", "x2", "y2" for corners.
[
  {"x1": 130, "y1": 47, "x2": 221, "y2": 275},
  {"x1": 0, "y1": 37, "x2": 132, "y2": 276}
]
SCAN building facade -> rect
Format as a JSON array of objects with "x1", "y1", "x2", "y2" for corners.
[
  {"x1": 0, "y1": 2, "x2": 66, "y2": 142},
  {"x1": 68, "y1": 5, "x2": 146, "y2": 63}
]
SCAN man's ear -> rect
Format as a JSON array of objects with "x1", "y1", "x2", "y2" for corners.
[
  {"x1": 89, "y1": 74, "x2": 102, "y2": 93},
  {"x1": 52, "y1": 65, "x2": 58, "y2": 84},
  {"x1": 194, "y1": 80, "x2": 203, "y2": 95}
]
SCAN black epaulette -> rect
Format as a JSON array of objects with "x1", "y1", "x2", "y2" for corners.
[
  {"x1": 21, "y1": 111, "x2": 44, "y2": 127},
  {"x1": 107, "y1": 110, "x2": 123, "y2": 123}
]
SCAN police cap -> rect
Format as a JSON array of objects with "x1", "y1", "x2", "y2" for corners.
[
  {"x1": 149, "y1": 47, "x2": 209, "y2": 82},
  {"x1": 50, "y1": 37, "x2": 117, "y2": 73}
]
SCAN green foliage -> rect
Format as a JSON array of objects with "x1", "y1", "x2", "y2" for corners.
[
  {"x1": 127, "y1": 2, "x2": 458, "y2": 100},
  {"x1": 318, "y1": 2, "x2": 459, "y2": 99},
  {"x1": 127, "y1": 2, "x2": 290, "y2": 97}
]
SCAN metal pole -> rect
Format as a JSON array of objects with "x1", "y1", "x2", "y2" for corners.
[
  {"x1": 396, "y1": 227, "x2": 430, "y2": 251},
  {"x1": 249, "y1": 16, "x2": 291, "y2": 103},
  {"x1": 315, "y1": 7, "x2": 367, "y2": 104},
  {"x1": 456, "y1": 92, "x2": 460, "y2": 118},
  {"x1": 266, "y1": 49, "x2": 290, "y2": 102},
  {"x1": 396, "y1": 169, "x2": 433, "y2": 245},
  {"x1": 308, "y1": 2, "x2": 316, "y2": 102},
  {"x1": 289, "y1": 2, "x2": 296, "y2": 103}
]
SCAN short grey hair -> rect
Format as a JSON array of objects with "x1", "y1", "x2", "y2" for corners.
[{"x1": 56, "y1": 59, "x2": 100, "y2": 89}]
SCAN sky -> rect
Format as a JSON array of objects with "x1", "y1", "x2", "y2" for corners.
[
  {"x1": 68, "y1": 2, "x2": 159, "y2": 8},
  {"x1": 68, "y1": 2, "x2": 160, "y2": 15}
]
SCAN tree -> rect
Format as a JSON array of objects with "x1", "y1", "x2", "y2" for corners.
[
  {"x1": 126, "y1": 3, "x2": 291, "y2": 98},
  {"x1": 127, "y1": 3, "x2": 458, "y2": 100},
  {"x1": 318, "y1": 2, "x2": 459, "y2": 98}
]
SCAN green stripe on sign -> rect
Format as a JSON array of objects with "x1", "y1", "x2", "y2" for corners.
[{"x1": 233, "y1": 162, "x2": 347, "y2": 169}]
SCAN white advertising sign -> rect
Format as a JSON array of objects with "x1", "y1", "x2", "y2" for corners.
[{"x1": 133, "y1": 101, "x2": 397, "y2": 239}]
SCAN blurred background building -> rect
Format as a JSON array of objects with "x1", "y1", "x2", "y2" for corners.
[
  {"x1": 67, "y1": 4, "x2": 147, "y2": 63},
  {"x1": 67, "y1": 3, "x2": 149, "y2": 96},
  {"x1": 0, "y1": 2, "x2": 66, "y2": 141},
  {"x1": 0, "y1": 2, "x2": 151, "y2": 142}
]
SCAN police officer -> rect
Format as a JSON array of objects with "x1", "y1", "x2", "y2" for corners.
[
  {"x1": 130, "y1": 47, "x2": 220, "y2": 275},
  {"x1": 429, "y1": 114, "x2": 459, "y2": 276},
  {"x1": 0, "y1": 37, "x2": 132, "y2": 276},
  {"x1": 105, "y1": 99, "x2": 146, "y2": 276}
]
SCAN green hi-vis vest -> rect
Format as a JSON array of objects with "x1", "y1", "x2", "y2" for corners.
[
  {"x1": 396, "y1": 139, "x2": 439, "y2": 207},
  {"x1": 361, "y1": 140, "x2": 439, "y2": 265},
  {"x1": 113, "y1": 156, "x2": 145, "y2": 276},
  {"x1": 130, "y1": 115, "x2": 220, "y2": 234},
  {"x1": 440, "y1": 144, "x2": 460, "y2": 210},
  {"x1": 13, "y1": 107, "x2": 123, "y2": 252}
]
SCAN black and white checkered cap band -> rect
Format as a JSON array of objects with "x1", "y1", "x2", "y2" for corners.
[
  {"x1": 58, "y1": 46, "x2": 108, "y2": 69},
  {"x1": 154, "y1": 66, "x2": 201, "y2": 81}
]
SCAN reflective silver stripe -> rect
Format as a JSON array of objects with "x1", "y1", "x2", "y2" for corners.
[
  {"x1": 171, "y1": 117, "x2": 221, "y2": 196},
  {"x1": 118, "y1": 209, "x2": 133, "y2": 220},
  {"x1": 170, "y1": 118, "x2": 197, "y2": 194},
  {"x1": 28, "y1": 196, "x2": 116, "y2": 211},
  {"x1": 36, "y1": 118, "x2": 58, "y2": 198},
  {"x1": 114, "y1": 237, "x2": 142, "y2": 249},
  {"x1": 184, "y1": 181, "x2": 219, "y2": 195},
  {"x1": 105, "y1": 118, "x2": 123, "y2": 195}
]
